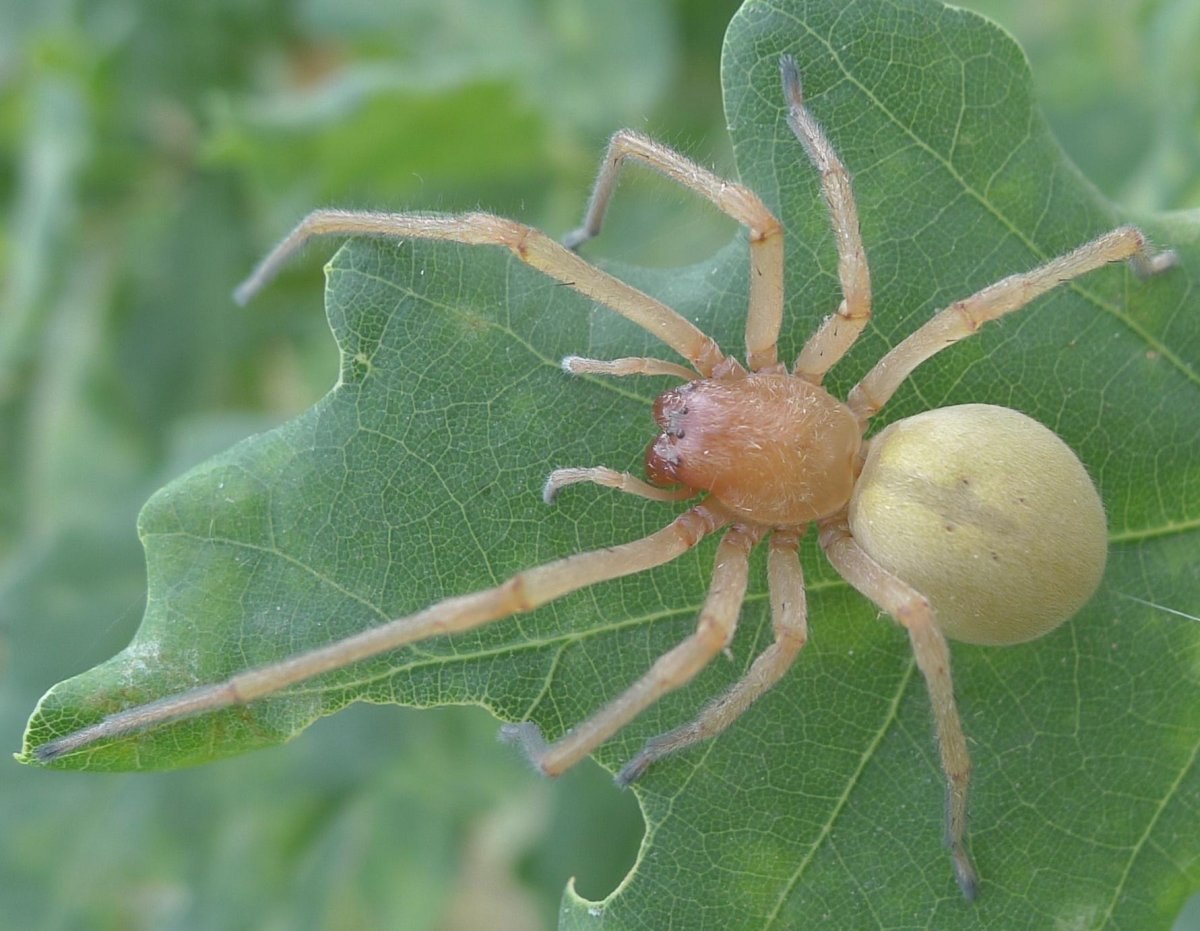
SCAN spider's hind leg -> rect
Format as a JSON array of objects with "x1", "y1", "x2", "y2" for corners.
[
  {"x1": 819, "y1": 516, "x2": 979, "y2": 901},
  {"x1": 846, "y1": 224, "x2": 1177, "y2": 423}
]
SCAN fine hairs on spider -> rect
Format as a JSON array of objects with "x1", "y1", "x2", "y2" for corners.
[{"x1": 28, "y1": 55, "x2": 1176, "y2": 900}]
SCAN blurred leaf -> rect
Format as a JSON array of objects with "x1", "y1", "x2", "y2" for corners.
[
  {"x1": 960, "y1": 0, "x2": 1200, "y2": 211},
  {"x1": 3, "y1": 2, "x2": 704, "y2": 928},
  {"x1": 15, "y1": 0, "x2": 1200, "y2": 929}
]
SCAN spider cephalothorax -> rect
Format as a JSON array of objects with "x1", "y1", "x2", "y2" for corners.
[
  {"x1": 30, "y1": 55, "x2": 1175, "y2": 901},
  {"x1": 645, "y1": 372, "x2": 862, "y2": 525}
]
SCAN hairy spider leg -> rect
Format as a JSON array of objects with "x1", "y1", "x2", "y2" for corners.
[
  {"x1": 820, "y1": 516, "x2": 978, "y2": 901},
  {"x1": 33, "y1": 504, "x2": 730, "y2": 763},
  {"x1": 562, "y1": 129, "x2": 785, "y2": 372},
  {"x1": 848, "y1": 225, "x2": 1178, "y2": 422},
  {"x1": 503, "y1": 522, "x2": 765, "y2": 775},
  {"x1": 233, "y1": 209, "x2": 728, "y2": 377},
  {"x1": 615, "y1": 528, "x2": 809, "y2": 786},
  {"x1": 780, "y1": 56, "x2": 873, "y2": 384}
]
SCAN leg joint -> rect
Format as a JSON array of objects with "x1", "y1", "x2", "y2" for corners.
[{"x1": 500, "y1": 575, "x2": 535, "y2": 613}]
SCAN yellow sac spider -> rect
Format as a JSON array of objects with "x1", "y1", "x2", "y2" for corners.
[{"x1": 33, "y1": 56, "x2": 1177, "y2": 900}]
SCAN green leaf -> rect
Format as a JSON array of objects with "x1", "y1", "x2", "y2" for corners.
[{"x1": 20, "y1": 0, "x2": 1200, "y2": 925}]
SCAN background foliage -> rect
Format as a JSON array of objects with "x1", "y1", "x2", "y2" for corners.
[{"x1": 2, "y1": 0, "x2": 1198, "y2": 928}]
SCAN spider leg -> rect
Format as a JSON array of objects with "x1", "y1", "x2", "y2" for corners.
[
  {"x1": 848, "y1": 224, "x2": 1178, "y2": 422},
  {"x1": 234, "y1": 209, "x2": 727, "y2": 376},
  {"x1": 503, "y1": 523, "x2": 765, "y2": 776},
  {"x1": 819, "y1": 516, "x2": 978, "y2": 901},
  {"x1": 33, "y1": 504, "x2": 729, "y2": 764},
  {"x1": 563, "y1": 130, "x2": 784, "y2": 372},
  {"x1": 562, "y1": 355, "x2": 699, "y2": 381},
  {"x1": 541, "y1": 467, "x2": 695, "y2": 505},
  {"x1": 614, "y1": 529, "x2": 808, "y2": 786},
  {"x1": 780, "y1": 56, "x2": 872, "y2": 384}
]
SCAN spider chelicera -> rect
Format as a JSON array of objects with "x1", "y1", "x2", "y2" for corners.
[{"x1": 33, "y1": 56, "x2": 1176, "y2": 899}]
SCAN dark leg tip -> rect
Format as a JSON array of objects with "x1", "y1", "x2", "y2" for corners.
[
  {"x1": 614, "y1": 753, "x2": 654, "y2": 788},
  {"x1": 953, "y1": 849, "x2": 980, "y2": 902},
  {"x1": 499, "y1": 721, "x2": 551, "y2": 774},
  {"x1": 779, "y1": 55, "x2": 804, "y2": 103}
]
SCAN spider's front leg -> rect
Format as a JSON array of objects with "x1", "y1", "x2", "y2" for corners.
[
  {"x1": 232, "y1": 208, "x2": 727, "y2": 376},
  {"x1": 820, "y1": 516, "x2": 979, "y2": 901},
  {"x1": 32, "y1": 505, "x2": 729, "y2": 764}
]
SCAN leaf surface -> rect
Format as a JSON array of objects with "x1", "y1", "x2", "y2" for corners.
[{"x1": 21, "y1": 0, "x2": 1200, "y2": 925}]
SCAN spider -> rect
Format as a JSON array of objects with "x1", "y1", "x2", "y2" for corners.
[{"x1": 32, "y1": 56, "x2": 1176, "y2": 900}]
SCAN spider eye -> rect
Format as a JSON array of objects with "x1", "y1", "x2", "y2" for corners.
[{"x1": 652, "y1": 386, "x2": 690, "y2": 432}]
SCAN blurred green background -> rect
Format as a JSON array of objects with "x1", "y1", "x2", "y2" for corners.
[{"x1": 2, "y1": 0, "x2": 1197, "y2": 928}]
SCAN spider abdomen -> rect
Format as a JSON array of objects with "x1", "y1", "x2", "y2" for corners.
[
  {"x1": 848, "y1": 404, "x2": 1108, "y2": 645},
  {"x1": 645, "y1": 373, "x2": 861, "y2": 526}
]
